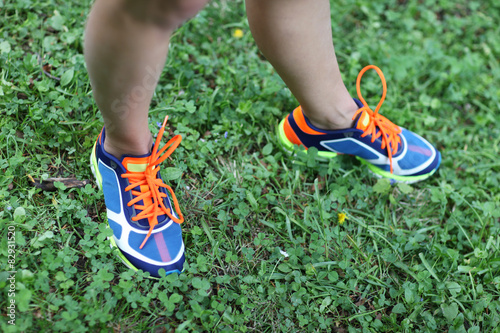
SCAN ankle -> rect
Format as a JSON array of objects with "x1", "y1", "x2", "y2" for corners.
[
  {"x1": 103, "y1": 134, "x2": 153, "y2": 159},
  {"x1": 307, "y1": 114, "x2": 354, "y2": 130},
  {"x1": 303, "y1": 100, "x2": 359, "y2": 130}
]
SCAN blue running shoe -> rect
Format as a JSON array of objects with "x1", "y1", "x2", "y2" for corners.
[
  {"x1": 278, "y1": 65, "x2": 441, "y2": 183},
  {"x1": 90, "y1": 116, "x2": 185, "y2": 278}
]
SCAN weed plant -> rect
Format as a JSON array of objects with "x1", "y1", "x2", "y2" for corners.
[{"x1": 0, "y1": 0, "x2": 499, "y2": 332}]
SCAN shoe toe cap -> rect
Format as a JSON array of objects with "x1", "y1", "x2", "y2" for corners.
[
  {"x1": 397, "y1": 129, "x2": 441, "y2": 176},
  {"x1": 122, "y1": 248, "x2": 185, "y2": 278},
  {"x1": 120, "y1": 222, "x2": 185, "y2": 278}
]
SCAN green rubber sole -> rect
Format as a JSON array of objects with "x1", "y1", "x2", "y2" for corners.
[{"x1": 276, "y1": 118, "x2": 338, "y2": 161}]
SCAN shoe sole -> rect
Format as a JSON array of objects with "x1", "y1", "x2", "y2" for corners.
[
  {"x1": 276, "y1": 118, "x2": 339, "y2": 161},
  {"x1": 276, "y1": 118, "x2": 438, "y2": 184}
]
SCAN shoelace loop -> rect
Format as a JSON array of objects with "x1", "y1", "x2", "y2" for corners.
[
  {"x1": 353, "y1": 65, "x2": 402, "y2": 174},
  {"x1": 121, "y1": 116, "x2": 184, "y2": 249}
]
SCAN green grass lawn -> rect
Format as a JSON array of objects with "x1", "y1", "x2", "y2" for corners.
[{"x1": 1, "y1": 0, "x2": 500, "y2": 332}]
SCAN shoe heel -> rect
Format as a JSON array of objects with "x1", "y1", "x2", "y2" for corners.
[{"x1": 90, "y1": 142, "x2": 102, "y2": 190}]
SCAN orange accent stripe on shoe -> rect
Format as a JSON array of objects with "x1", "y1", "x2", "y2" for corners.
[
  {"x1": 283, "y1": 117, "x2": 306, "y2": 148},
  {"x1": 292, "y1": 106, "x2": 325, "y2": 135},
  {"x1": 98, "y1": 129, "x2": 103, "y2": 145}
]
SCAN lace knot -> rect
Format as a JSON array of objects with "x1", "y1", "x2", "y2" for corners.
[
  {"x1": 121, "y1": 116, "x2": 184, "y2": 249},
  {"x1": 353, "y1": 65, "x2": 402, "y2": 174}
]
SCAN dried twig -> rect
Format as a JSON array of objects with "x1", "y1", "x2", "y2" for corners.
[
  {"x1": 35, "y1": 52, "x2": 61, "y2": 81},
  {"x1": 29, "y1": 177, "x2": 91, "y2": 191}
]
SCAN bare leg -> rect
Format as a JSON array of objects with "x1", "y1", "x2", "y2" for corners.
[
  {"x1": 245, "y1": 0, "x2": 358, "y2": 130},
  {"x1": 84, "y1": 0, "x2": 208, "y2": 158}
]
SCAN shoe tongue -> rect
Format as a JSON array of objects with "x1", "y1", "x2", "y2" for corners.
[
  {"x1": 121, "y1": 155, "x2": 168, "y2": 227},
  {"x1": 121, "y1": 156, "x2": 150, "y2": 173},
  {"x1": 354, "y1": 110, "x2": 371, "y2": 131}
]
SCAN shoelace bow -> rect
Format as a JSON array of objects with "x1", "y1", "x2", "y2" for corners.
[
  {"x1": 353, "y1": 65, "x2": 402, "y2": 174},
  {"x1": 121, "y1": 116, "x2": 184, "y2": 249}
]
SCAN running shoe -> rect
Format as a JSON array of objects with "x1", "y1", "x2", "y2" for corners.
[
  {"x1": 90, "y1": 116, "x2": 185, "y2": 278},
  {"x1": 277, "y1": 65, "x2": 441, "y2": 183}
]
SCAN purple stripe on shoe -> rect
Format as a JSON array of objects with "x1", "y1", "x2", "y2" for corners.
[
  {"x1": 408, "y1": 144, "x2": 432, "y2": 156},
  {"x1": 154, "y1": 232, "x2": 172, "y2": 262}
]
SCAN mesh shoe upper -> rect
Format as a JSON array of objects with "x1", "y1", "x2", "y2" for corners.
[{"x1": 91, "y1": 117, "x2": 185, "y2": 277}]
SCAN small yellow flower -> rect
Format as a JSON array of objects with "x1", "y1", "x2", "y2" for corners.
[
  {"x1": 338, "y1": 212, "x2": 347, "y2": 225},
  {"x1": 232, "y1": 29, "x2": 244, "y2": 39}
]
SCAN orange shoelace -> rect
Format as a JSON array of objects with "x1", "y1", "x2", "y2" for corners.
[
  {"x1": 121, "y1": 116, "x2": 184, "y2": 249},
  {"x1": 353, "y1": 65, "x2": 402, "y2": 174}
]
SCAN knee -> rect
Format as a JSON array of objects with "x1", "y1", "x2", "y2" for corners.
[
  {"x1": 172, "y1": 0, "x2": 208, "y2": 20},
  {"x1": 124, "y1": 0, "x2": 208, "y2": 30}
]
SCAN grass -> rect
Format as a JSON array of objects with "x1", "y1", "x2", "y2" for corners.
[{"x1": 1, "y1": 0, "x2": 500, "y2": 332}]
